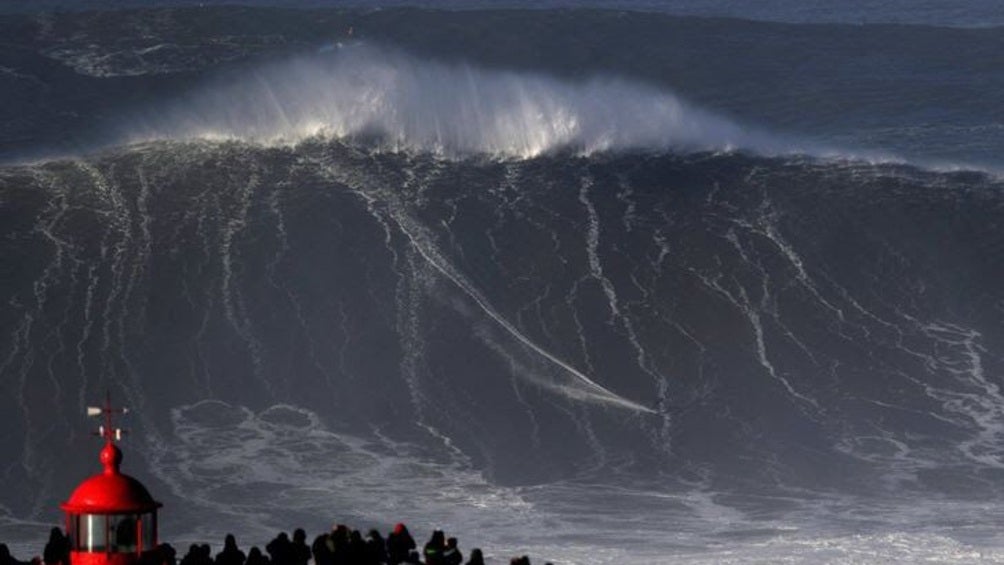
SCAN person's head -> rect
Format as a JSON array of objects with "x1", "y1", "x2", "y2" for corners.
[
  {"x1": 247, "y1": 547, "x2": 262, "y2": 561},
  {"x1": 159, "y1": 543, "x2": 176, "y2": 558},
  {"x1": 311, "y1": 533, "x2": 328, "y2": 548},
  {"x1": 446, "y1": 537, "x2": 458, "y2": 549},
  {"x1": 392, "y1": 523, "x2": 408, "y2": 535},
  {"x1": 429, "y1": 530, "x2": 445, "y2": 546},
  {"x1": 49, "y1": 527, "x2": 64, "y2": 541},
  {"x1": 0, "y1": 544, "x2": 11, "y2": 560},
  {"x1": 224, "y1": 535, "x2": 237, "y2": 550},
  {"x1": 293, "y1": 529, "x2": 306, "y2": 544}
]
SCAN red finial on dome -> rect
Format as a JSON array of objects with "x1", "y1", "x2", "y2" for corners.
[{"x1": 99, "y1": 442, "x2": 123, "y2": 474}]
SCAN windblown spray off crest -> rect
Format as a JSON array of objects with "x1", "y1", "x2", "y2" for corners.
[{"x1": 139, "y1": 44, "x2": 774, "y2": 158}]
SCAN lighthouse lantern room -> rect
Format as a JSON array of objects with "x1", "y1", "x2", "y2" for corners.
[{"x1": 61, "y1": 397, "x2": 162, "y2": 565}]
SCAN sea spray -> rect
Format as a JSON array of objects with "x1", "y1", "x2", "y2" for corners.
[{"x1": 130, "y1": 43, "x2": 783, "y2": 158}]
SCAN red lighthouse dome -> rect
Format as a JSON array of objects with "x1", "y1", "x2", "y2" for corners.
[
  {"x1": 62, "y1": 444, "x2": 161, "y2": 514},
  {"x1": 61, "y1": 398, "x2": 162, "y2": 565}
]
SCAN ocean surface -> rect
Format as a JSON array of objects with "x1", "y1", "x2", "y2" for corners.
[{"x1": 1, "y1": 2, "x2": 1004, "y2": 563}]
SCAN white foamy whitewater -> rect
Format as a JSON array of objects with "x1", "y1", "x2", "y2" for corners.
[{"x1": 132, "y1": 43, "x2": 784, "y2": 158}]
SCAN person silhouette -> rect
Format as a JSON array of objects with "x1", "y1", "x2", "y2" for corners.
[
  {"x1": 179, "y1": 544, "x2": 201, "y2": 565},
  {"x1": 265, "y1": 533, "x2": 291, "y2": 565},
  {"x1": 42, "y1": 528, "x2": 69, "y2": 565},
  {"x1": 464, "y1": 549, "x2": 485, "y2": 565},
  {"x1": 364, "y1": 530, "x2": 387, "y2": 565},
  {"x1": 442, "y1": 538, "x2": 461, "y2": 565},
  {"x1": 245, "y1": 547, "x2": 269, "y2": 565},
  {"x1": 215, "y1": 535, "x2": 245, "y2": 565},
  {"x1": 290, "y1": 530, "x2": 309, "y2": 565},
  {"x1": 386, "y1": 523, "x2": 416, "y2": 565},
  {"x1": 156, "y1": 543, "x2": 178, "y2": 565},
  {"x1": 0, "y1": 544, "x2": 33, "y2": 565},
  {"x1": 310, "y1": 534, "x2": 332, "y2": 565},
  {"x1": 423, "y1": 531, "x2": 445, "y2": 565}
]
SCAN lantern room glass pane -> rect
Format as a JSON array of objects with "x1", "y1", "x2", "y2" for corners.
[
  {"x1": 68, "y1": 513, "x2": 155, "y2": 553},
  {"x1": 72, "y1": 514, "x2": 108, "y2": 552},
  {"x1": 140, "y1": 513, "x2": 156, "y2": 551},
  {"x1": 108, "y1": 514, "x2": 138, "y2": 553}
]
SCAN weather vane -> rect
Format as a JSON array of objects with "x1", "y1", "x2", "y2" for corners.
[{"x1": 87, "y1": 391, "x2": 129, "y2": 443}]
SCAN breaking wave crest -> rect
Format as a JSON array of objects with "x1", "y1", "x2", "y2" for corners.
[{"x1": 131, "y1": 43, "x2": 786, "y2": 158}]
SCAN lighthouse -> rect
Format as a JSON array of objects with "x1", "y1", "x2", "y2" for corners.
[{"x1": 61, "y1": 397, "x2": 162, "y2": 565}]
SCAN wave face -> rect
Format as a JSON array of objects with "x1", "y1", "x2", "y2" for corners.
[
  {"x1": 3, "y1": 140, "x2": 1004, "y2": 561},
  {"x1": 3, "y1": 5, "x2": 1004, "y2": 563}
]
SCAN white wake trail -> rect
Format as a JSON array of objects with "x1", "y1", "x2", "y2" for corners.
[
  {"x1": 400, "y1": 222, "x2": 657, "y2": 414},
  {"x1": 314, "y1": 156, "x2": 655, "y2": 414}
]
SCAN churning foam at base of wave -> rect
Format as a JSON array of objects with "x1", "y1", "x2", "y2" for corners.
[
  {"x1": 132, "y1": 43, "x2": 781, "y2": 159},
  {"x1": 149, "y1": 401, "x2": 539, "y2": 546}
]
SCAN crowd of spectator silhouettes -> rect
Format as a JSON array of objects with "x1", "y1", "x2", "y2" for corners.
[{"x1": 1, "y1": 524, "x2": 548, "y2": 565}]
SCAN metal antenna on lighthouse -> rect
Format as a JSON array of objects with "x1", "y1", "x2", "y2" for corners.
[{"x1": 87, "y1": 391, "x2": 129, "y2": 442}]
